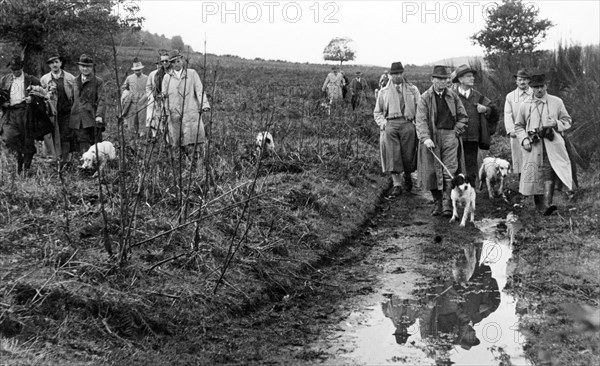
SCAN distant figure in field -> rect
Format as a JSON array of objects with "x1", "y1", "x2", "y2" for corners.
[
  {"x1": 122, "y1": 58, "x2": 148, "y2": 137},
  {"x1": 504, "y1": 68, "x2": 532, "y2": 179},
  {"x1": 40, "y1": 53, "x2": 76, "y2": 165},
  {"x1": 349, "y1": 71, "x2": 369, "y2": 111},
  {"x1": 145, "y1": 52, "x2": 170, "y2": 139},
  {"x1": 340, "y1": 70, "x2": 349, "y2": 101},
  {"x1": 374, "y1": 61, "x2": 421, "y2": 197},
  {"x1": 321, "y1": 65, "x2": 344, "y2": 106},
  {"x1": 162, "y1": 50, "x2": 211, "y2": 155},
  {"x1": 375, "y1": 70, "x2": 390, "y2": 97},
  {"x1": 70, "y1": 54, "x2": 106, "y2": 155},
  {"x1": 514, "y1": 73, "x2": 573, "y2": 216}
]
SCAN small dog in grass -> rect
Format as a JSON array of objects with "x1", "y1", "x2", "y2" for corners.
[
  {"x1": 450, "y1": 174, "x2": 476, "y2": 227},
  {"x1": 256, "y1": 131, "x2": 275, "y2": 157},
  {"x1": 80, "y1": 141, "x2": 117, "y2": 177},
  {"x1": 478, "y1": 157, "x2": 510, "y2": 201}
]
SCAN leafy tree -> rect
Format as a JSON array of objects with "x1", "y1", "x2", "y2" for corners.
[
  {"x1": 171, "y1": 35, "x2": 185, "y2": 51},
  {"x1": 471, "y1": 0, "x2": 553, "y2": 56},
  {"x1": 0, "y1": 0, "x2": 143, "y2": 75},
  {"x1": 323, "y1": 37, "x2": 356, "y2": 65}
]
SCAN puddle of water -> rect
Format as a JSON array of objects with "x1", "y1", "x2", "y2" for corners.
[{"x1": 341, "y1": 214, "x2": 530, "y2": 365}]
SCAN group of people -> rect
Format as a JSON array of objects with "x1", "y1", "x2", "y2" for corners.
[
  {"x1": 0, "y1": 49, "x2": 211, "y2": 174},
  {"x1": 374, "y1": 61, "x2": 574, "y2": 216},
  {"x1": 321, "y1": 65, "x2": 370, "y2": 111}
]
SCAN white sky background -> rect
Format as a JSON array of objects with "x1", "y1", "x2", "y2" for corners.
[{"x1": 134, "y1": 0, "x2": 600, "y2": 66}]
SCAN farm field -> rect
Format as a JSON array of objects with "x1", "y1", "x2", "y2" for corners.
[{"x1": 0, "y1": 48, "x2": 599, "y2": 365}]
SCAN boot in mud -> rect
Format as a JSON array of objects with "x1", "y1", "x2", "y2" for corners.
[
  {"x1": 431, "y1": 190, "x2": 442, "y2": 216},
  {"x1": 543, "y1": 180, "x2": 557, "y2": 216}
]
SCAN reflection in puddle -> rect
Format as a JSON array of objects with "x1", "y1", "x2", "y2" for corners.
[{"x1": 347, "y1": 214, "x2": 530, "y2": 365}]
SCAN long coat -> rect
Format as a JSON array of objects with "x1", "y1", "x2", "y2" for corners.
[
  {"x1": 69, "y1": 75, "x2": 106, "y2": 129},
  {"x1": 504, "y1": 87, "x2": 533, "y2": 174},
  {"x1": 162, "y1": 68, "x2": 210, "y2": 147},
  {"x1": 415, "y1": 86, "x2": 469, "y2": 191},
  {"x1": 121, "y1": 73, "x2": 148, "y2": 127},
  {"x1": 455, "y1": 87, "x2": 498, "y2": 145},
  {"x1": 321, "y1": 72, "x2": 344, "y2": 102},
  {"x1": 40, "y1": 70, "x2": 75, "y2": 156},
  {"x1": 515, "y1": 94, "x2": 572, "y2": 195}
]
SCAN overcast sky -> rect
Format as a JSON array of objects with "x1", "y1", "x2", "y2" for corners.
[{"x1": 134, "y1": 0, "x2": 600, "y2": 66}]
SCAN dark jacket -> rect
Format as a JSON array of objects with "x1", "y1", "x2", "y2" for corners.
[
  {"x1": 69, "y1": 74, "x2": 106, "y2": 129},
  {"x1": 456, "y1": 88, "x2": 499, "y2": 144},
  {"x1": 0, "y1": 73, "x2": 42, "y2": 133}
]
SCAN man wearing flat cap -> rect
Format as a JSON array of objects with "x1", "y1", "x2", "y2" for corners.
[
  {"x1": 349, "y1": 71, "x2": 370, "y2": 111},
  {"x1": 69, "y1": 54, "x2": 106, "y2": 154},
  {"x1": 0, "y1": 55, "x2": 42, "y2": 173},
  {"x1": 374, "y1": 61, "x2": 421, "y2": 196},
  {"x1": 162, "y1": 50, "x2": 211, "y2": 157},
  {"x1": 514, "y1": 73, "x2": 573, "y2": 216},
  {"x1": 504, "y1": 68, "x2": 533, "y2": 179},
  {"x1": 416, "y1": 65, "x2": 469, "y2": 216},
  {"x1": 40, "y1": 54, "x2": 76, "y2": 164},
  {"x1": 122, "y1": 57, "x2": 148, "y2": 137},
  {"x1": 453, "y1": 64, "x2": 499, "y2": 184}
]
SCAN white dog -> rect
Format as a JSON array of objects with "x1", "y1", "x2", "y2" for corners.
[
  {"x1": 450, "y1": 174, "x2": 477, "y2": 227},
  {"x1": 478, "y1": 157, "x2": 511, "y2": 201},
  {"x1": 80, "y1": 141, "x2": 117, "y2": 177},
  {"x1": 255, "y1": 131, "x2": 275, "y2": 156}
]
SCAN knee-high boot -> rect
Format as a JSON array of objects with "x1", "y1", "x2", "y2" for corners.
[
  {"x1": 533, "y1": 195, "x2": 544, "y2": 212},
  {"x1": 431, "y1": 190, "x2": 443, "y2": 216},
  {"x1": 543, "y1": 181, "x2": 557, "y2": 216}
]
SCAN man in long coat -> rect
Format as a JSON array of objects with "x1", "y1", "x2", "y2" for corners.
[
  {"x1": 515, "y1": 73, "x2": 572, "y2": 216},
  {"x1": 504, "y1": 68, "x2": 533, "y2": 178},
  {"x1": 321, "y1": 65, "x2": 344, "y2": 105},
  {"x1": 452, "y1": 64, "x2": 499, "y2": 183},
  {"x1": 145, "y1": 53, "x2": 170, "y2": 138},
  {"x1": 40, "y1": 54, "x2": 75, "y2": 164},
  {"x1": 0, "y1": 56, "x2": 42, "y2": 173},
  {"x1": 374, "y1": 61, "x2": 420, "y2": 196},
  {"x1": 162, "y1": 50, "x2": 211, "y2": 150},
  {"x1": 349, "y1": 71, "x2": 369, "y2": 111},
  {"x1": 122, "y1": 58, "x2": 148, "y2": 137},
  {"x1": 69, "y1": 54, "x2": 106, "y2": 154},
  {"x1": 416, "y1": 65, "x2": 469, "y2": 216}
]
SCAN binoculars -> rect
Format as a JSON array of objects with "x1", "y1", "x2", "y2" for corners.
[{"x1": 528, "y1": 126, "x2": 555, "y2": 144}]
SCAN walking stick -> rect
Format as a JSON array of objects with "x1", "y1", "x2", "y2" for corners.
[{"x1": 427, "y1": 146, "x2": 455, "y2": 179}]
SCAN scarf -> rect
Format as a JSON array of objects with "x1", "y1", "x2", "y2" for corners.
[{"x1": 385, "y1": 79, "x2": 416, "y2": 120}]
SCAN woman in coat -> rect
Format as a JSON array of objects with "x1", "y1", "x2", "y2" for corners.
[{"x1": 321, "y1": 66, "x2": 344, "y2": 105}]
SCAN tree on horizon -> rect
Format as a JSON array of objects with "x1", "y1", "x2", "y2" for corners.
[{"x1": 323, "y1": 37, "x2": 356, "y2": 65}]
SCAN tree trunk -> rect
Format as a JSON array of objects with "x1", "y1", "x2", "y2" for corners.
[{"x1": 23, "y1": 46, "x2": 45, "y2": 77}]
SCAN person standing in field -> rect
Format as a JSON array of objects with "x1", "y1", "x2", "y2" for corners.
[
  {"x1": 69, "y1": 54, "x2": 106, "y2": 155},
  {"x1": 349, "y1": 71, "x2": 370, "y2": 111},
  {"x1": 415, "y1": 65, "x2": 469, "y2": 217},
  {"x1": 162, "y1": 50, "x2": 211, "y2": 155},
  {"x1": 122, "y1": 58, "x2": 148, "y2": 137},
  {"x1": 514, "y1": 73, "x2": 573, "y2": 216},
  {"x1": 504, "y1": 68, "x2": 532, "y2": 180},
  {"x1": 0, "y1": 55, "x2": 43, "y2": 173},
  {"x1": 452, "y1": 64, "x2": 499, "y2": 184},
  {"x1": 321, "y1": 65, "x2": 344, "y2": 106},
  {"x1": 374, "y1": 61, "x2": 421, "y2": 197},
  {"x1": 40, "y1": 53, "x2": 75, "y2": 165},
  {"x1": 145, "y1": 52, "x2": 170, "y2": 139}
]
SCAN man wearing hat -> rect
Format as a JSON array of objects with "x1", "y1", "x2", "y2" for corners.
[
  {"x1": 161, "y1": 50, "x2": 211, "y2": 154},
  {"x1": 145, "y1": 52, "x2": 170, "y2": 138},
  {"x1": 0, "y1": 55, "x2": 42, "y2": 173},
  {"x1": 416, "y1": 65, "x2": 469, "y2": 216},
  {"x1": 349, "y1": 71, "x2": 369, "y2": 111},
  {"x1": 70, "y1": 54, "x2": 106, "y2": 155},
  {"x1": 514, "y1": 73, "x2": 573, "y2": 215},
  {"x1": 40, "y1": 54, "x2": 76, "y2": 164},
  {"x1": 122, "y1": 58, "x2": 148, "y2": 137},
  {"x1": 374, "y1": 61, "x2": 420, "y2": 196},
  {"x1": 504, "y1": 68, "x2": 533, "y2": 178},
  {"x1": 321, "y1": 65, "x2": 345, "y2": 108},
  {"x1": 453, "y1": 64, "x2": 499, "y2": 184}
]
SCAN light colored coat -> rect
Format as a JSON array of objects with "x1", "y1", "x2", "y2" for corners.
[
  {"x1": 321, "y1": 72, "x2": 344, "y2": 102},
  {"x1": 40, "y1": 70, "x2": 76, "y2": 157},
  {"x1": 415, "y1": 86, "x2": 469, "y2": 191},
  {"x1": 515, "y1": 94, "x2": 572, "y2": 194},
  {"x1": 162, "y1": 68, "x2": 210, "y2": 147},
  {"x1": 504, "y1": 87, "x2": 533, "y2": 174}
]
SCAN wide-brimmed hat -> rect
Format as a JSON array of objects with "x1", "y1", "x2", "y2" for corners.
[
  {"x1": 131, "y1": 59, "x2": 144, "y2": 70},
  {"x1": 168, "y1": 50, "x2": 182, "y2": 62},
  {"x1": 513, "y1": 68, "x2": 531, "y2": 79},
  {"x1": 77, "y1": 54, "x2": 94, "y2": 66},
  {"x1": 453, "y1": 64, "x2": 476, "y2": 83},
  {"x1": 529, "y1": 73, "x2": 547, "y2": 87},
  {"x1": 7, "y1": 56, "x2": 24, "y2": 70},
  {"x1": 46, "y1": 55, "x2": 61, "y2": 64},
  {"x1": 390, "y1": 61, "x2": 404, "y2": 75},
  {"x1": 432, "y1": 65, "x2": 451, "y2": 78}
]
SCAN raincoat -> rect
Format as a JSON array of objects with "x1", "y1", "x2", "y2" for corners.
[
  {"x1": 321, "y1": 71, "x2": 344, "y2": 103},
  {"x1": 515, "y1": 94, "x2": 573, "y2": 195},
  {"x1": 162, "y1": 68, "x2": 210, "y2": 147},
  {"x1": 504, "y1": 87, "x2": 533, "y2": 174}
]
